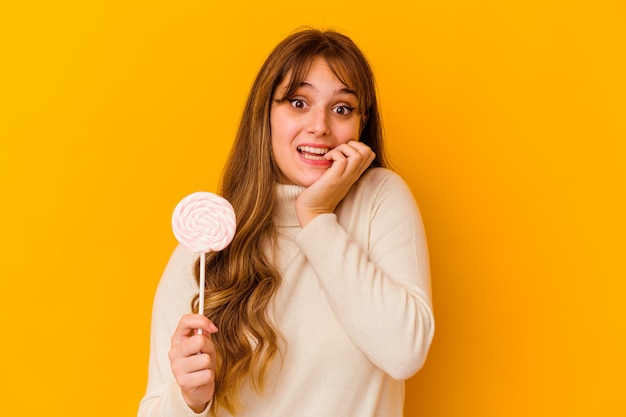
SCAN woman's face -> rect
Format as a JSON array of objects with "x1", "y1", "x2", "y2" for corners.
[{"x1": 270, "y1": 57, "x2": 362, "y2": 187}]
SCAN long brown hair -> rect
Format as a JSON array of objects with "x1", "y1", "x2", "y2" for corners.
[{"x1": 194, "y1": 28, "x2": 388, "y2": 415}]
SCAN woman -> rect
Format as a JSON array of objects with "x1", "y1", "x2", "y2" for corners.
[{"x1": 138, "y1": 28, "x2": 434, "y2": 417}]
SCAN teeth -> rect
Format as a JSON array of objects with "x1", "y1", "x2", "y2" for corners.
[
  {"x1": 302, "y1": 153, "x2": 325, "y2": 160},
  {"x1": 297, "y1": 146, "x2": 329, "y2": 161},
  {"x1": 297, "y1": 146, "x2": 329, "y2": 155}
]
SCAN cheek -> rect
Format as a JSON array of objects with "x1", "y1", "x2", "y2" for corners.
[
  {"x1": 271, "y1": 110, "x2": 301, "y2": 140},
  {"x1": 335, "y1": 119, "x2": 361, "y2": 143}
]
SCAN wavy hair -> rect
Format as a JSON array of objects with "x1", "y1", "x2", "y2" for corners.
[{"x1": 193, "y1": 28, "x2": 388, "y2": 415}]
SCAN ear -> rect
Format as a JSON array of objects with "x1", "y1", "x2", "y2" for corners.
[
  {"x1": 360, "y1": 112, "x2": 369, "y2": 130},
  {"x1": 356, "y1": 115, "x2": 367, "y2": 141}
]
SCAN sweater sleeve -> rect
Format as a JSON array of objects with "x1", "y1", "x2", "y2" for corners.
[
  {"x1": 295, "y1": 170, "x2": 434, "y2": 380},
  {"x1": 137, "y1": 245, "x2": 211, "y2": 417}
]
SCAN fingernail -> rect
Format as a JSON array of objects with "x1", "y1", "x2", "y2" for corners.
[{"x1": 209, "y1": 322, "x2": 219, "y2": 333}]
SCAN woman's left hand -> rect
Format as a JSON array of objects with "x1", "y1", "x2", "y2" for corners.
[{"x1": 295, "y1": 140, "x2": 375, "y2": 227}]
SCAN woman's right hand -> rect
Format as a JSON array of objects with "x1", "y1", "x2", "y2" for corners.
[
  {"x1": 296, "y1": 140, "x2": 375, "y2": 227},
  {"x1": 168, "y1": 314, "x2": 219, "y2": 413}
]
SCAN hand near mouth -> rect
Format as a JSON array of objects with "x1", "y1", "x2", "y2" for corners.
[{"x1": 295, "y1": 140, "x2": 375, "y2": 227}]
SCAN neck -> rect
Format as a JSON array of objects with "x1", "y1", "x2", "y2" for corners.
[{"x1": 274, "y1": 184, "x2": 305, "y2": 227}]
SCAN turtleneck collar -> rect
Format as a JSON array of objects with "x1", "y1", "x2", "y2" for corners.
[{"x1": 274, "y1": 184, "x2": 306, "y2": 227}]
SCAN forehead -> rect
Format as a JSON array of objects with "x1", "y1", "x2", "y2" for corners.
[{"x1": 277, "y1": 56, "x2": 357, "y2": 95}]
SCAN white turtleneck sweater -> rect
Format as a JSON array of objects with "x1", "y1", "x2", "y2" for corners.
[{"x1": 138, "y1": 167, "x2": 434, "y2": 417}]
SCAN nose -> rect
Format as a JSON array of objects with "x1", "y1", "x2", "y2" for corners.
[{"x1": 307, "y1": 108, "x2": 330, "y2": 136}]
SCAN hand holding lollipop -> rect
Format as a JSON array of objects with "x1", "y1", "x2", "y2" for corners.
[{"x1": 172, "y1": 192, "x2": 236, "y2": 333}]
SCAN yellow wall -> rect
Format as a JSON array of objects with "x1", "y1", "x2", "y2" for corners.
[{"x1": 1, "y1": 1, "x2": 624, "y2": 415}]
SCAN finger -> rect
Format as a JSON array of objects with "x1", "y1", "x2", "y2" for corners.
[
  {"x1": 169, "y1": 338, "x2": 201, "y2": 365},
  {"x1": 344, "y1": 141, "x2": 376, "y2": 171},
  {"x1": 171, "y1": 355, "x2": 206, "y2": 378},
  {"x1": 176, "y1": 314, "x2": 219, "y2": 334},
  {"x1": 328, "y1": 141, "x2": 358, "y2": 157},
  {"x1": 323, "y1": 148, "x2": 349, "y2": 176},
  {"x1": 172, "y1": 314, "x2": 218, "y2": 343},
  {"x1": 326, "y1": 142, "x2": 372, "y2": 176},
  {"x1": 174, "y1": 351, "x2": 213, "y2": 374},
  {"x1": 175, "y1": 364, "x2": 215, "y2": 390},
  {"x1": 330, "y1": 141, "x2": 372, "y2": 163},
  {"x1": 344, "y1": 140, "x2": 375, "y2": 161},
  {"x1": 178, "y1": 333, "x2": 216, "y2": 357}
]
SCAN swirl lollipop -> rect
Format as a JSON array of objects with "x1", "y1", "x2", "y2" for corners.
[{"x1": 172, "y1": 192, "x2": 236, "y2": 333}]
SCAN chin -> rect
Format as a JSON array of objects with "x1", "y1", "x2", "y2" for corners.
[
  {"x1": 281, "y1": 167, "x2": 329, "y2": 187},
  {"x1": 298, "y1": 171, "x2": 327, "y2": 187}
]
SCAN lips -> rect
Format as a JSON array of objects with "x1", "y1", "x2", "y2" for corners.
[{"x1": 297, "y1": 145, "x2": 330, "y2": 161}]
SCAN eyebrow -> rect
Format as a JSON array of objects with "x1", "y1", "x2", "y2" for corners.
[{"x1": 298, "y1": 82, "x2": 358, "y2": 97}]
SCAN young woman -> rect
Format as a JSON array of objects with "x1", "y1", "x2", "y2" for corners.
[{"x1": 138, "y1": 29, "x2": 434, "y2": 417}]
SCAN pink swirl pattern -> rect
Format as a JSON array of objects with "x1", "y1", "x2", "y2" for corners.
[{"x1": 172, "y1": 192, "x2": 236, "y2": 253}]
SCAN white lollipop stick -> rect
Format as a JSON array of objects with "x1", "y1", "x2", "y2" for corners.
[
  {"x1": 198, "y1": 252, "x2": 206, "y2": 334},
  {"x1": 172, "y1": 192, "x2": 236, "y2": 334}
]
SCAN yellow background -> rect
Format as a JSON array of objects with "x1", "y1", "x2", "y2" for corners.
[{"x1": 1, "y1": 0, "x2": 624, "y2": 416}]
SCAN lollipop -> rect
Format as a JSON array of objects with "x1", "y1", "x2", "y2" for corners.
[{"x1": 172, "y1": 192, "x2": 236, "y2": 333}]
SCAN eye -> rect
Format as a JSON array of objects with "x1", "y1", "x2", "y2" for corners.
[
  {"x1": 332, "y1": 105, "x2": 355, "y2": 116},
  {"x1": 287, "y1": 98, "x2": 307, "y2": 109}
]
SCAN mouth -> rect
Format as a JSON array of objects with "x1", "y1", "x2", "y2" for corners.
[{"x1": 297, "y1": 145, "x2": 330, "y2": 161}]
